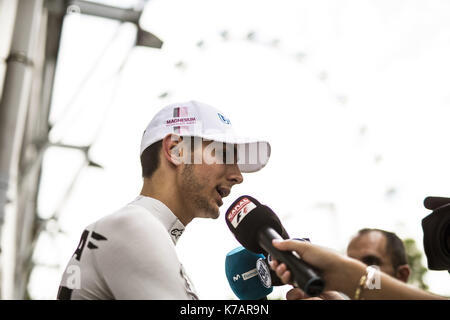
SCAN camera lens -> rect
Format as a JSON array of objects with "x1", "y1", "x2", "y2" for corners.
[
  {"x1": 444, "y1": 222, "x2": 450, "y2": 256},
  {"x1": 422, "y1": 200, "x2": 450, "y2": 270}
]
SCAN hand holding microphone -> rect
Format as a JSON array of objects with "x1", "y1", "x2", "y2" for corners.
[
  {"x1": 268, "y1": 239, "x2": 354, "y2": 294},
  {"x1": 268, "y1": 238, "x2": 447, "y2": 300},
  {"x1": 225, "y1": 195, "x2": 325, "y2": 297}
]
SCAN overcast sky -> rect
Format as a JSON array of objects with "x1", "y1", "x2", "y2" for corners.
[{"x1": 30, "y1": 0, "x2": 450, "y2": 299}]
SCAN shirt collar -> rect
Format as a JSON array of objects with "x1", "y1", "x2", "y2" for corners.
[{"x1": 132, "y1": 195, "x2": 186, "y2": 245}]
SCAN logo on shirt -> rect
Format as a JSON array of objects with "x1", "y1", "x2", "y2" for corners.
[
  {"x1": 171, "y1": 228, "x2": 184, "y2": 240},
  {"x1": 73, "y1": 230, "x2": 108, "y2": 261}
]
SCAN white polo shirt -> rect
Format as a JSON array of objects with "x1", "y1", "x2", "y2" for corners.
[{"x1": 57, "y1": 195, "x2": 199, "y2": 300}]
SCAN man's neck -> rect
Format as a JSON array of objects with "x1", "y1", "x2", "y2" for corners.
[{"x1": 140, "y1": 178, "x2": 194, "y2": 226}]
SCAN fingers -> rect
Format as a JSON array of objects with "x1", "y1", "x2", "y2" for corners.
[
  {"x1": 269, "y1": 260, "x2": 292, "y2": 285},
  {"x1": 320, "y1": 291, "x2": 346, "y2": 300},
  {"x1": 286, "y1": 288, "x2": 307, "y2": 300},
  {"x1": 277, "y1": 263, "x2": 290, "y2": 283},
  {"x1": 269, "y1": 259, "x2": 279, "y2": 270},
  {"x1": 286, "y1": 288, "x2": 343, "y2": 301},
  {"x1": 272, "y1": 239, "x2": 311, "y2": 256}
]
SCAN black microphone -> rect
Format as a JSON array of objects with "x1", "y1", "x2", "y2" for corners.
[{"x1": 225, "y1": 195, "x2": 325, "y2": 297}]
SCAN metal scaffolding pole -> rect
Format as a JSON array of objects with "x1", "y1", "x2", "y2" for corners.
[
  {"x1": 1, "y1": 0, "x2": 163, "y2": 299},
  {"x1": 0, "y1": 0, "x2": 19, "y2": 300},
  {"x1": 0, "y1": 0, "x2": 19, "y2": 101},
  {"x1": 0, "y1": 0, "x2": 45, "y2": 299}
]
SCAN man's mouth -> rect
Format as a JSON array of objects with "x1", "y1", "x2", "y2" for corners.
[
  {"x1": 216, "y1": 186, "x2": 230, "y2": 198},
  {"x1": 215, "y1": 186, "x2": 230, "y2": 206}
]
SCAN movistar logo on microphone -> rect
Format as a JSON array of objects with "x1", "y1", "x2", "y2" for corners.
[
  {"x1": 227, "y1": 197, "x2": 257, "y2": 228},
  {"x1": 233, "y1": 269, "x2": 258, "y2": 282}
]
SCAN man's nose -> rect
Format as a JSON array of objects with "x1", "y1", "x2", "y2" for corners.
[{"x1": 227, "y1": 164, "x2": 244, "y2": 186}]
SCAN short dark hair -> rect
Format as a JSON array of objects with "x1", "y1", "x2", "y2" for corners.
[
  {"x1": 140, "y1": 136, "x2": 199, "y2": 178},
  {"x1": 140, "y1": 140, "x2": 163, "y2": 178},
  {"x1": 357, "y1": 228, "x2": 408, "y2": 270}
]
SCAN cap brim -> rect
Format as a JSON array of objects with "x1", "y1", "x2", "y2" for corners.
[{"x1": 199, "y1": 134, "x2": 271, "y2": 173}]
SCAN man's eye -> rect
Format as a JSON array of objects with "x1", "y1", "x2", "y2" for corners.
[
  {"x1": 214, "y1": 144, "x2": 238, "y2": 164},
  {"x1": 224, "y1": 147, "x2": 238, "y2": 164},
  {"x1": 223, "y1": 150, "x2": 231, "y2": 163},
  {"x1": 362, "y1": 256, "x2": 381, "y2": 266}
]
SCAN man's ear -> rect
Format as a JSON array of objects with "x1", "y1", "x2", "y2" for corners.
[
  {"x1": 162, "y1": 134, "x2": 184, "y2": 166},
  {"x1": 395, "y1": 264, "x2": 411, "y2": 283}
]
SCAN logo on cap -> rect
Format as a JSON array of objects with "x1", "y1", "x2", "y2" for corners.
[
  {"x1": 174, "y1": 106, "x2": 189, "y2": 117},
  {"x1": 218, "y1": 113, "x2": 231, "y2": 125}
]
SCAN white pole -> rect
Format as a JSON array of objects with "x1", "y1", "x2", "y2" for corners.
[
  {"x1": 0, "y1": 0, "x2": 19, "y2": 300},
  {"x1": 0, "y1": 0, "x2": 44, "y2": 299},
  {"x1": 0, "y1": 0, "x2": 18, "y2": 100}
]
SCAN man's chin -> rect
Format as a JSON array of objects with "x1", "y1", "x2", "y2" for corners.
[
  {"x1": 195, "y1": 206, "x2": 220, "y2": 220},
  {"x1": 197, "y1": 213, "x2": 220, "y2": 220},
  {"x1": 208, "y1": 207, "x2": 220, "y2": 219},
  {"x1": 208, "y1": 206, "x2": 221, "y2": 219}
]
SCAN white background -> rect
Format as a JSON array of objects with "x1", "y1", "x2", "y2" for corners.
[{"x1": 30, "y1": 0, "x2": 450, "y2": 299}]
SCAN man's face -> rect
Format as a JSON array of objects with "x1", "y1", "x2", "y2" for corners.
[
  {"x1": 346, "y1": 231, "x2": 396, "y2": 276},
  {"x1": 177, "y1": 139, "x2": 243, "y2": 220}
]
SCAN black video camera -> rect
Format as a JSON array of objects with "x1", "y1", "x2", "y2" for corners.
[{"x1": 423, "y1": 197, "x2": 450, "y2": 272}]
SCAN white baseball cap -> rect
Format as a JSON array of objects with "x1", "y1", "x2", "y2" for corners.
[{"x1": 140, "y1": 100, "x2": 271, "y2": 173}]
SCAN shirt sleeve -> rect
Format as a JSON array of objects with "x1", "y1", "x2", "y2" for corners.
[{"x1": 93, "y1": 208, "x2": 192, "y2": 300}]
